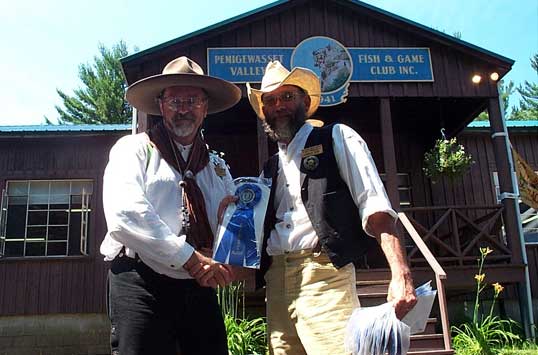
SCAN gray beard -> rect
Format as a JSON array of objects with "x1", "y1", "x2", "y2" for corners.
[
  {"x1": 166, "y1": 113, "x2": 197, "y2": 138},
  {"x1": 171, "y1": 122, "x2": 195, "y2": 137},
  {"x1": 263, "y1": 107, "x2": 307, "y2": 142}
]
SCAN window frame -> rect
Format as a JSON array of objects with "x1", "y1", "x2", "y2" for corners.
[{"x1": 0, "y1": 179, "x2": 93, "y2": 259}]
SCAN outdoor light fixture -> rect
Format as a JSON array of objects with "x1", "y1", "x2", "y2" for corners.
[
  {"x1": 490, "y1": 72, "x2": 499, "y2": 81},
  {"x1": 471, "y1": 74, "x2": 482, "y2": 84}
]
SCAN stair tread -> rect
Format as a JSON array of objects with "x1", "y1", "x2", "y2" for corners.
[
  {"x1": 408, "y1": 349, "x2": 454, "y2": 355},
  {"x1": 357, "y1": 292, "x2": 389, "y2": 297},
  {"x1": 410, "y1": 333, "x2": 443, "y2": 339},
  {"x1": 356, "y1": 279, "x2": 391, "y2": 285}
]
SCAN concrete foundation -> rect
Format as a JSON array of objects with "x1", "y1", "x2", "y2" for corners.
[{"x1": 0, "y1": 313, "x2": 110, "y2": 355}]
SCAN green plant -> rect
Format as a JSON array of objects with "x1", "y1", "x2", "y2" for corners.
[
  {"x1": 452, "y1": 248, "x2": 521, "y2": 355},
  {"x1": 423, "y1": 137, "x2": 474, "y2": 182},
  {"x1": 217, "y1": 282, "x2": 268, "y2": 355}
]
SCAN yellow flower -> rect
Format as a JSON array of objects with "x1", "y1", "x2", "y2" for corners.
[
  {"x1": 480, "y1": 247, "x2": 493, "y2": 256},
  {"x1": 475, "y1": 274, "x2": 485, "y2": 283},
  {"x1": 493, "y1": 282, "x2": 504, "y2": 295}
]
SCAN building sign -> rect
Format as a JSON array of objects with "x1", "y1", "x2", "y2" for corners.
[{"x1": 207, "y1": 36, "x2": 433, "y2": 106}]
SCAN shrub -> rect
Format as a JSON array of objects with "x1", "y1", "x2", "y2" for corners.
[
  {"x1": 218, "y1": 281, "x2": 268, "y2": 355},
  {"x1": 452, "y1": 248, "x2": 521, "y2": 355}
]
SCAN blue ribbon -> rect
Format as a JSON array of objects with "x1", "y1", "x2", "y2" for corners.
[{"x1": 214, "y1": 183, "x2": 261, "y2": 267}]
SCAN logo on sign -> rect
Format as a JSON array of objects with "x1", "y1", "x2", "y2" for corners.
[{"x1": 291, "y1": 36, "x2": 352, "y2": 106}]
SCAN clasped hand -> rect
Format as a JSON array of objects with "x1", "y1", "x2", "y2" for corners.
[
  {"x1": 183, "y1": 248, "x2": 234, "y2": 288},
  {"x1": 183, "y1": 195, "x2": 240, "y2": 288}
]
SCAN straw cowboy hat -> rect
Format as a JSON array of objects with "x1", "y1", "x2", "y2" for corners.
[
  {"x1": 125, "y1": 56, "x2": 241, "y2": 115},
  {"x1": 246, "y1": 61, "x2": 321, "y2": 120}
]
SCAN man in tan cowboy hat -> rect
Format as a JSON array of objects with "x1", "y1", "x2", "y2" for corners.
[
  {"x1": 247, "y1": 61, "x2": 417, "y2": 355},
  {"x1": 101, "y1": 56, "x2": 241, "y2": 355}
]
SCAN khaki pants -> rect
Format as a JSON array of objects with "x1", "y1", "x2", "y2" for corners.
[{"x1": 265, "y1": 250, "x2": 359, "y2": 355}]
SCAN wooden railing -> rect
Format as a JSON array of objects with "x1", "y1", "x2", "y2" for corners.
[
  {"x1": 402, "y1": 205, "x2": 509, "y2": 267},
  {"x1": 399, "y1": 212, "x2": 451, "y2": 351}
]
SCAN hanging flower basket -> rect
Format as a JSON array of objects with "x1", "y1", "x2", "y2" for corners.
[{"x1": 423, "y1": 136, "x2": 474, "y2": 182}]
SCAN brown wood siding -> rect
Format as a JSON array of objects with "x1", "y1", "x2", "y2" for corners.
[
  {"x1": 0, "y1": 133, "x2": 126, "y2": 315},
  {"x1": 393, "y1": 129, "x2": 536, "y2": 249},
  {"x1": 397, "y1": 129, "x2": 538, "y2": 212},
  {"x1": 0, "y1": 127, "x2": 533, "y2": 315}
]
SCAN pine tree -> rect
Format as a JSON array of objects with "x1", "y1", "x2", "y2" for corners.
[
  {"x1": 512, "y1": 53, "x2": 538, "y2": 120},
  {"x1": 474, "y1": 80, "x2": 514, "y2": 121},
  {"x1": 48, "y1": 41, "x2": 133, "y2": 124}
]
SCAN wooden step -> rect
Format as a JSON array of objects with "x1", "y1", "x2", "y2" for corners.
[
  {"x1": 409, "y1": 333, "x2": 444, "y2": 350},
  {"x1": 357, "y1": 293, "x2": 388, "y2": 307},
  {"x1": 356, "y1": 280, "x2": 390, "y2": 292},
  {"x1": 411, "y1": 317, "x2": 438, "y2": 334},
  {"x1": 357, "y1": 286, "x2": 389, "y2": 296},
  {"x1": 408, "y1": 350, "x2": 454, "y2": 355},
  {"x1": 356, "y1": 279, "x2": 391, "y2": 285}
]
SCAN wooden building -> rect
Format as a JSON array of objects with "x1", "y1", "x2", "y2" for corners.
[
  {"x1": 0, "y1": 124, "x2": 130, "y2": 355},
  {"x1": 120, "y1": 0, "x2": 533, "y2": 351},
  {"x1": 1, "y1": 0, "x2": 536, "y2": 354}
]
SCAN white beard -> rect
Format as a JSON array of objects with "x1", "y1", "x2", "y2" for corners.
[{"x1": 170, "y1": 119, "x2": 196, "y2": 138}]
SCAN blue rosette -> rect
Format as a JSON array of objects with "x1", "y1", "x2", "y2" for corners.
[{"x1": 214, "y1": 183, "x2": 262, "y2": 267}]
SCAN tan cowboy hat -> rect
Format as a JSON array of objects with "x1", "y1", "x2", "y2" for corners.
[
  {"x1": 125, "y1": 56, "x2": 241, "y2": 115},
  {"x1": 246, "y1": 61, "x2": 321, "y2": 120}
]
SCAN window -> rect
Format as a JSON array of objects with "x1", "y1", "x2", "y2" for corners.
[
  {"x1": 492, "y1": 172, "x2": 538, "y2": 244},
  {"x1": 0, "y1": 180, "x2": 92, "y2": 258},
  {"x1": 379, "y1": 173, "x2": 413, "y2": 208}
]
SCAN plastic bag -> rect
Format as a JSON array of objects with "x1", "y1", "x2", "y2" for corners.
[
  {"x1": 345, "y1": 281, "x2": 437, "y2": 355},
  {"x1": 345, "y1": 302, "x2": 410, "y2": 355},
  {"x1": 213, "y1": 177, "x2": 271, "y2": 268}
]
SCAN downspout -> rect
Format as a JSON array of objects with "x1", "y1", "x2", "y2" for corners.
[{"x1": 496, "y1": 83, "x2": 536, "y2": 339}]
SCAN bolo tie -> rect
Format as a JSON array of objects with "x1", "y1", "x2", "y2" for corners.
[{"x1": 167, "y1": 131, "x2": 194, "y2": 236}]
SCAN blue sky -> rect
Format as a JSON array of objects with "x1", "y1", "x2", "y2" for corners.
[{"x1": 1, "y1": 0, "x2": 536, "y2": 125}]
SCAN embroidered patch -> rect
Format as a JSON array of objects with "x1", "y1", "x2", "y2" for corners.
[
  {"x1": 301, "y1": 144, "x2": 323, "y2": 158},
  {"x1": 302, "y1": 155, "x2": 320, "y2": 171}
]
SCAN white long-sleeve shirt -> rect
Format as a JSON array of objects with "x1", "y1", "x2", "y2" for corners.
[
  {"x1": 100, "y1": 133, "x2": 234, "y2": 279},
  {"x1": 267, "y1": 122, "x2": 397, "y2": 256}
]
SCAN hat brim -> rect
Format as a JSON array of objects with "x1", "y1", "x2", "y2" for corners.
[
  {"x1": 247, "y1": 67, "x2": 321, "y2": 120},
  {"x1": 126, "y1": 73, "x2": 241, "y2": 115}
]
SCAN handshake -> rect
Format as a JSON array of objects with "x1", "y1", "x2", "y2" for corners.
[
  {"x1": 182, "y1": 194, "x2": 246, "y2": 288},
  {"x1": 182, "y1": 248, "x2": 237, "y2": 288}
]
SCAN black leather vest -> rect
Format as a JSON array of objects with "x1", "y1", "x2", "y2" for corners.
[{"x1": 256, "y1": 124, "x2": 372, "y2": 289}]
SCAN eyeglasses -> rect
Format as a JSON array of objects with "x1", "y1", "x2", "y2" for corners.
[
  {"x1": 261, "y1": 91, "x2": 303, "y2": 107},
  {"x1": 160, "y1": 96, "x2": 207, "y2": 111}
]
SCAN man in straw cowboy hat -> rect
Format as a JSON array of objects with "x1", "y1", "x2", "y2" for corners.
[
  {"x1": 246, "y1": 61, "x2": 417, "y2": 355},
  {"x1": 101, "y1": 56, "x2": 241, "y2": 355}
]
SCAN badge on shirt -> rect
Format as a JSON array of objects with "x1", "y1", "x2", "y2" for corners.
[
  {"x1": 302, "y1": 155, "x2": 320, "y2": 171},
  {"x1": 214, "y1": 165, "x2": 227, "y2": 177},
  {"x1": 301, "y1": 144, "x2": 323, "y2": 158}
]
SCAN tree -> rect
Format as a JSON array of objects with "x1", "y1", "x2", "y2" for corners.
[
  {"x1": 474, "y1": 80, "x2": 514, "y2": 121},
  {"x1": 511, "y1": 53, "x2": 538, "y2": 120},
  {"x1": 47, "y1": 41, "x2": 133, "y2": 124}
]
